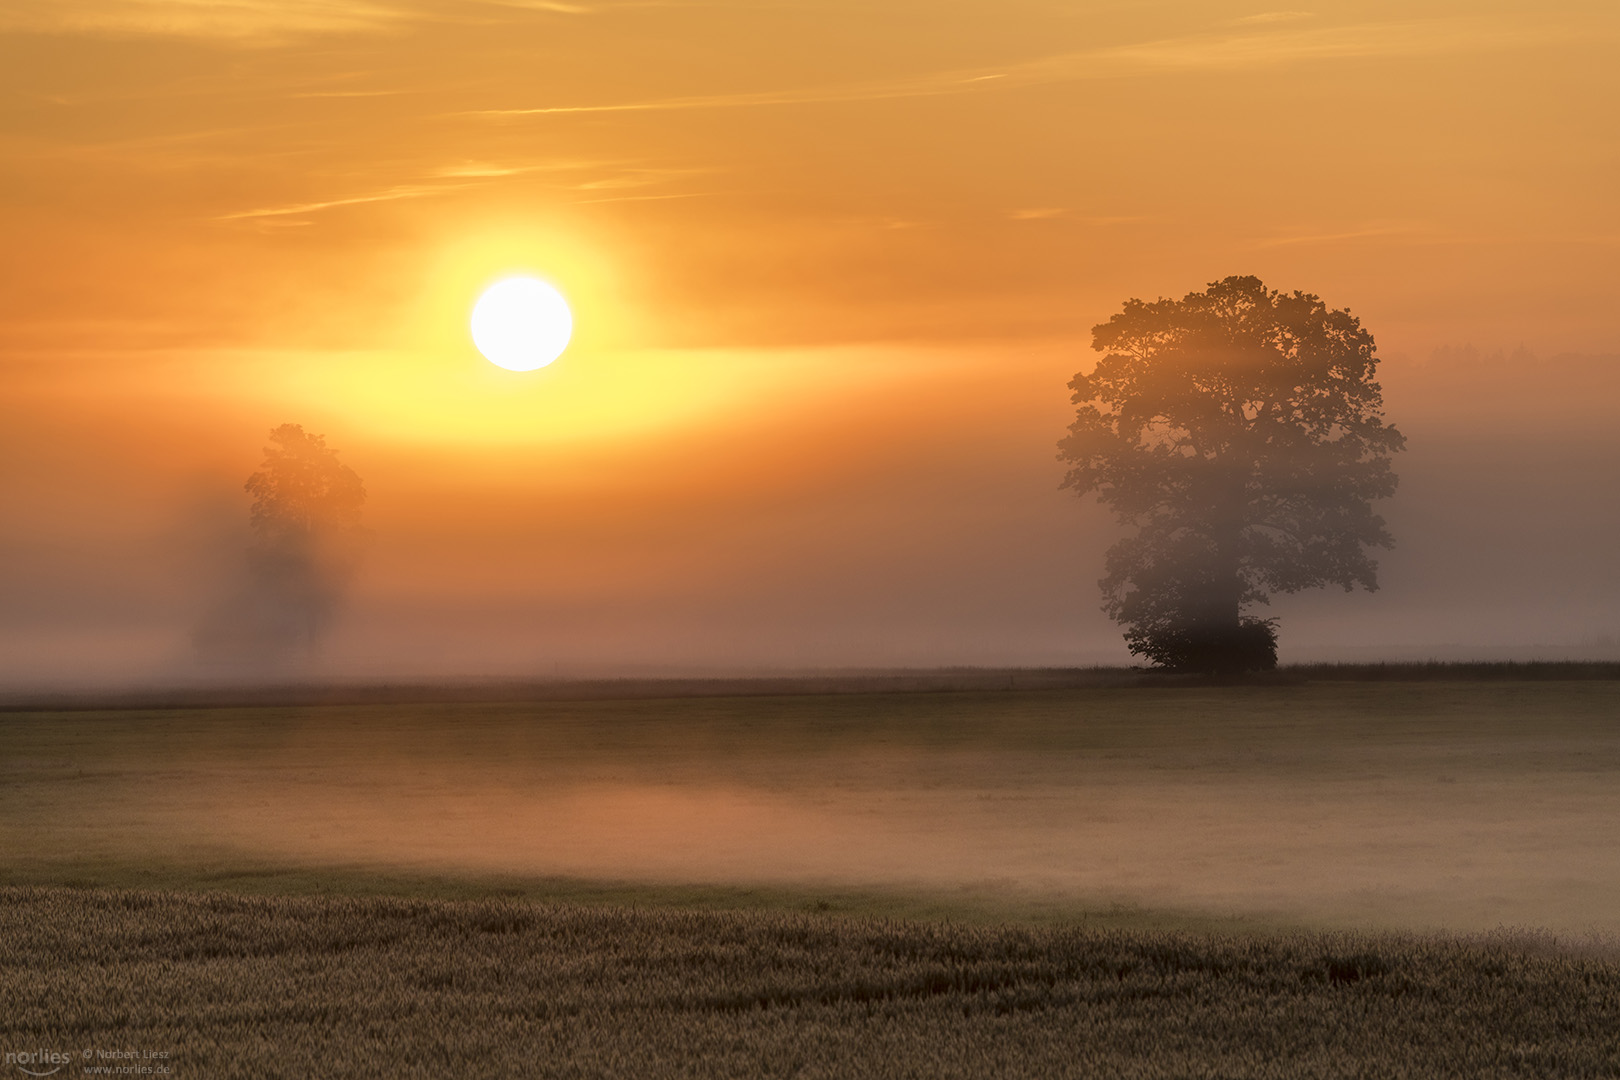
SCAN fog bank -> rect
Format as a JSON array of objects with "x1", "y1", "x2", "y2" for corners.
[{"x1": 1, "y1": 346, "x2": 1615, "y2": 686}]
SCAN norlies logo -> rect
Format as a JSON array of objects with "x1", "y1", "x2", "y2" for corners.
[
  {"x1": 4, "y1": 1049, "x2": 172, "y2": 1077},
  {"x1": 4, "y1": 1049, "x2": 71, "y2": 1077}
]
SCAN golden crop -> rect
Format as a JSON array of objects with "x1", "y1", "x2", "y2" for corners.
[{"x1": 4, "y1": 886, "x2": 1619, "y2": 1078}]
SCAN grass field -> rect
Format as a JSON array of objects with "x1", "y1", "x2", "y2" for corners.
[
  {"x1": 6, "y1": 886, "x2": 1620, "y2": 1079},
  {"x1": 5, "y1": 677, "x2": 1620, "y2": 1075}
]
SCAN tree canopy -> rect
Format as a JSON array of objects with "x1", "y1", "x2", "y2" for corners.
[
  {"x1": 196, "y1": 424, "x2": 367, "y2": 664},
  {"x1": 1059, "y1": 275, "x2": 1404, "y2": 672},
  {"x1": 245, "y1": 424, "x2": 366, "y2": 549}
]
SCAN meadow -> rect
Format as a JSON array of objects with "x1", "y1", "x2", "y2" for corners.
[{"x1": 4, "y1": 675, "x2": 1620, "y2": 1075}]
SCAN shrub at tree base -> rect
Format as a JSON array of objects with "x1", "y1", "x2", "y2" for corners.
[{"x1": 1124, "y1": 617, "x2": 1280, "y2": 674}]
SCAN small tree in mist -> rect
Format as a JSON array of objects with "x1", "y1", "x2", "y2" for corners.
[
  {"x1": 1060, "y1": 276, "x2": 1404, "y2": 673},
  {"x1": 196, "y1": 424, "x2": 367, "y2": 663}
]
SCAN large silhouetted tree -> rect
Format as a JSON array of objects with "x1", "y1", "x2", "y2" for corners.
[
  {"x1": 1059, "y1": 276, "x2": 1404, "y2": 672},
  {"x1": 196, "y1": 424, "x2": 367, "y2": 663}
]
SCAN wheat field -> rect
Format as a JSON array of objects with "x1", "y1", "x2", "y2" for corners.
[{"x1": 5, "y1": 885, "x2": 1620, "y2": 1079}]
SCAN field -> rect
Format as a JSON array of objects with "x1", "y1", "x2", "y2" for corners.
[
  {"x1": 5, "y1": 676, "x2": 1620, "y2": 1075},
  {"x1": 7, "y1": 886, "x2": 1620, "y2": 1079}
]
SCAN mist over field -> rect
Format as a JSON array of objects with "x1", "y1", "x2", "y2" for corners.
[
  {"x1": 2, "y1": 346, "x2": 1616, "y2": 685},
  {"x1": 7, "y1": 684, "x2": 1620, "y2": 936}
]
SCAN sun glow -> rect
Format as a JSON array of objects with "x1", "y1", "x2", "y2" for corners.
[{"x1": 471, "y1": 278, "x2": 573, "y2": 371}]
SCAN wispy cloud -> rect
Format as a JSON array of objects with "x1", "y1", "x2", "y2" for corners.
[
  {"x1": 572, "y1": 166, "x2": 707, "y2": 190},
  {"x1": 1231, "y1": 11, "x2": 1314, "y2": 26},
  {"x1": 1, "y1": 0, "x2": 411, "y2": 39},
  {"x1": 472, "y1": 78, "x2": 958, "y2": 117},
  {"x1": 1083, "y1": 17, "x2": 1571, "y2": 72},
  {"x1": 290, "y1": 88, "x2": 412, "y2": 99},
  {"x1": 216, "y1": 182, "x2": 456, "y2": 221},
  {"x1": 1007, "y1": 209, "x2": 1154, "y2": 225},
  {"x1": 571, "y1": 190, "x2": 714, "y2": 206},
  {"x1": 430, "y1": 162, "x2": 528, "y2": 178},
  {"x1": 472, "y1": 13, "x2": 1604, "y2": 118},
  {"x1": 2, "y1": 0, "x2": 642, "y2": 38},
  {"x1": 215, "y1": 158, "x2": 697, "y2": 221},
  {"x1": 1252, "y1": 223, "x2": 1432, "y2": 248},
  {"x1": 477, "y1": 0, "x2": 591, "y2": 11}
]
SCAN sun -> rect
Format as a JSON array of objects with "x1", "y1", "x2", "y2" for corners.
[{"x1": 470, "y1": 277, "x2": 573, "y2": 371}]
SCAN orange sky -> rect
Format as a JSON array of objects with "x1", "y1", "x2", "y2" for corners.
[{"x1": 2, "y1": 0, "x2": 1617, "y2": 681}]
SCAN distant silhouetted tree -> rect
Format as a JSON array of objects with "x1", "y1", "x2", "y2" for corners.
[
  {"x1": 195, "y1": 424, "x2": 367, "y2": 663},
  {"x1": 1059, "y1": 276, "x2": 1404, "y2": 673}
]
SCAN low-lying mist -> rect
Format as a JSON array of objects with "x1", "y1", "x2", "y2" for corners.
[
  {"x1": 8, "y1": 683, "x2": 1620, "y2": 933},
  {"x1": 1, "y1": 347, "x2": 1616, "y2": 685}
]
